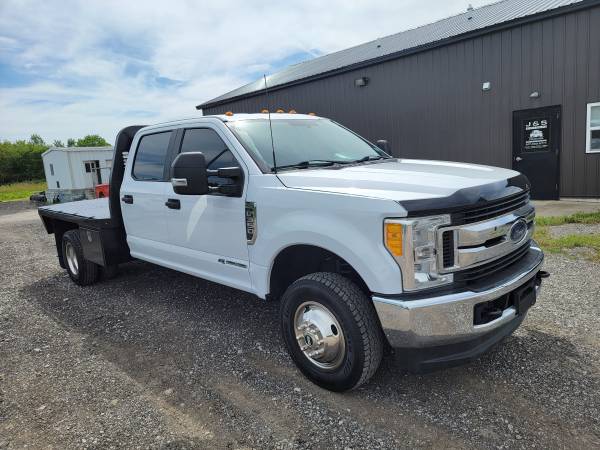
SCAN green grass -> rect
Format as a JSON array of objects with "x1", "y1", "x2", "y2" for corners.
[
  {"x1": 532, "y1": 211, "x2": 600, "y2": 261},
  {"x1": 0, "y1": 180, "x2": 47, "y2": 201},
  {"x1": 535, "y1": 211, "x2": 600, "y2": 226}
]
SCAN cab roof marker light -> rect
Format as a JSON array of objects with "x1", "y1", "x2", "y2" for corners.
[{"x1": 225, "y1": 111, "x2": 234, "y2": 116}]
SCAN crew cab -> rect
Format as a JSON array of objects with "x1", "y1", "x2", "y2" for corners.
[{"x1": 38, "y1": 113, "x2": 546, "y2": 391}]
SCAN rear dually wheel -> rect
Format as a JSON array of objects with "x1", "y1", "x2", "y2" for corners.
[{"x1": 62, "y1": 229, "x2": 99, "y2": 286}]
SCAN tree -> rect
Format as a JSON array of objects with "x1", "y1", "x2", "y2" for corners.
[
  {"x1": 52, "y1": 140, "x2": 65, "y2": 147},
  {"x1": 29, "y1": 134, "x2": 45, "y2": 146},
  {"x1": 0, "y1": 138, "x2": 48, "y2": 184},
  {"x1": 76, "y1": 135, "x2": 109, "y2": 147},
  {"x1": 67, "y1": 138, "x2": 76, "y2": 147}
]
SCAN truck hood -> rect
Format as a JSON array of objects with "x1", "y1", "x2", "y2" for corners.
[{"x1": 277, "y1": 159, "x2": 528, "y2": 209}]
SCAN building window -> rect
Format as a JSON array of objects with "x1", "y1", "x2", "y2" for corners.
[
  {"x1": 587, "y1": 102, "x2": 600, "y2": 153},
  {"x1": 50, "y1": 163, "x2": 54, "y2": 176}
]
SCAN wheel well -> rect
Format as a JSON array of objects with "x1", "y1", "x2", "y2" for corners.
[{"x1": 269, "y1": 245, "x2": 370, "y2": 300}]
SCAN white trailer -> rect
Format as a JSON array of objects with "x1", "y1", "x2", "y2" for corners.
[{"x1": 42, "y1": 146, "x2": 114, "y2": 202}]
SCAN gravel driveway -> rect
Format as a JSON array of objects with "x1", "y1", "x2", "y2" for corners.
[{"x1": 1, "y1": 201, "x2": 599, "y2": 449}]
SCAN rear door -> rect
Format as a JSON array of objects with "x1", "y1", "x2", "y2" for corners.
[
  {"x1": 512, "y1": 106, "x2": 561, "y2": 200},
  {"x1": 121, "y1": 130, "x2": 174, "y2": 261}
]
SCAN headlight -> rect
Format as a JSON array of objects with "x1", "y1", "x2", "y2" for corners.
[{"x1": 384, "y1": 215, "x2": 452, "y2": 291}]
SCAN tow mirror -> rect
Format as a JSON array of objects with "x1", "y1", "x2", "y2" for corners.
[
  {"x1": 209, "y1": 166, "x2": 242, "y2": 179},
  {"x1": 171, "y1": 152, "x2": 209, "y2": 195},
  {"x1": 376, "y1": 139, "x2": 390, "y2": 154},
  {"x1": 207, "y1": 166, "x2": 243, "y2": 196}
]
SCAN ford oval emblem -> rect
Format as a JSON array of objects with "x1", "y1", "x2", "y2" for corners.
[{"x1": 509, "y1": 219, "x2": 528, "y2": 243}]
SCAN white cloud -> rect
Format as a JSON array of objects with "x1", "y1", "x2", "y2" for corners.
[{"x1": 0, "y1": 0, "x2": 495, "y2": 143}]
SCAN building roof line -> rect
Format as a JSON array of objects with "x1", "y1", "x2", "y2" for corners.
[
  {"x1": 198, "y1": 0, "x2": 598, "y2": 110},
  {"x1": 41, "y1": 146, "x2": 113, "y2": 157}
]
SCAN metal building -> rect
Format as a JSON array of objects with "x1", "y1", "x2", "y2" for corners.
[
  {"x1": 198, "y1": 0, "x2": 600, "y2": 199},
  {"x1": 42, "y1": 146, "x2": 114, "y2": 202}
]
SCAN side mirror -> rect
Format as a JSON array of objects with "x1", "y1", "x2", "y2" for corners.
[
  {"x1": 170, "y1": 152, "x2": 209, "y2": 195},
  {"x1": 208, "y1": 166, "x2": 242, "y2": 179},
  {"x1": 376, "y1": 139, "x2": 390, "y2": 154}
]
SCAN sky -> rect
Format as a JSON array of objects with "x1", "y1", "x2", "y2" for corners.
[{"x1": 0, "y1": 0, "x2": 495, "y2": 144}]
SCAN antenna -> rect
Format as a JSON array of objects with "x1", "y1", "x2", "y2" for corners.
[{"x1": 263, "y1": 74, "x2": 277, "y2": 173}]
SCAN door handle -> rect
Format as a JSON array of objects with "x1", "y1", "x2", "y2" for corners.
[
  {"x1": 122, "y1": 194, "x2": 133, "y2": 204},
  {"x1": 515, "y1": 156, "x2": 523, "y2": 162},
  {"x1": 165, "y1": 198, "x2": 181, "y2": 210}
]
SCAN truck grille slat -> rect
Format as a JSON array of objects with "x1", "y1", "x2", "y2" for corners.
[
  {"x1": 454, "y1": 241, "x2": 531, "y2": 284},
  {"x1": 451, "y1": 191, "x2": 529, "y2": 225},
  {"x1": 442, "y1": 231, "x2": 455, "y2": 268}
]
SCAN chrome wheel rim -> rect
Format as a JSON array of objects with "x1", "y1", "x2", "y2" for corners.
[
  {"x1": 294, "y1": 301, "x2": 346, "y2": 370},
  {"x1": 65, "y1": 242, "x2": 79, "y2": 276}
]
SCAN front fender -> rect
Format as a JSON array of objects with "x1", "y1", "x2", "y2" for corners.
[{"x1": 248, "y1": 193, "x2": 405, "y2": 298}]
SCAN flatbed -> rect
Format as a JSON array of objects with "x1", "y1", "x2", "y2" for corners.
[
  {"x1": 38, "y1": 126, "x2": 141, "y2": 270},
  {"x1": 39, "y1": 198, "x2": 112, "y2": 225}
]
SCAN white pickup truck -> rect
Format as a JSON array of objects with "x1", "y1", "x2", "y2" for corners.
[{"x1": 39, "y1": 113, "x2": 546, "y2": 391}]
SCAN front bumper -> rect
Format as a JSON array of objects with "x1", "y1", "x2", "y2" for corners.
[{"x1": 372, "y1": 244, "x2": 544, "y2": 354}]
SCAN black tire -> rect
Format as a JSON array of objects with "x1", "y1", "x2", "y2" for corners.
[
  {"x1": 280, "y1": 272, "x2": 384, "y2": 392},
  {"x1": 62, "y1": 229, "x2": 99, "y2": 286}
]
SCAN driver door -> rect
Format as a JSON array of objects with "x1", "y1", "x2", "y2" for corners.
[{"x1": 162, "y1": 126, "x2": 251, "y2": 292}]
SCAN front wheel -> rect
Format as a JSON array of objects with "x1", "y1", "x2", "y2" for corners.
[{"x1": 280, "y1": 272, "x2": 384, "y2": 392}]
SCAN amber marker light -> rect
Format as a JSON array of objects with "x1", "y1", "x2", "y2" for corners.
[
  {"x1": 225, "y1": 111, "x2": 234, "y2": 116},
  {"x1": 384, "y1": 222, "x2": 403, "y2": 257},
  {"x1": 260, "y1": 109, "x2": 269, "y2": 113},
  {"x1": 276, "y1": 109, "x2": 284, "y2": 113}
]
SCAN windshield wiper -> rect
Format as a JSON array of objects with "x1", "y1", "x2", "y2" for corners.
[
  {"x1": 274, "y1": 160, "x2": 340, "y2": 170},
  {"x1": 349, "y1": 155, "x2": 388, "y2": 164}
]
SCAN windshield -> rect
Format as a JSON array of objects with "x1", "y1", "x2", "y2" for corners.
[{"x1": 226, "y1": 118, "x2": 388, "y2": 170}]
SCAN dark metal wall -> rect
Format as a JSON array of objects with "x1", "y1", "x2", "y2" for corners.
[{"x1": 204, "y1": 5, "x2": 600, "y2": 197}]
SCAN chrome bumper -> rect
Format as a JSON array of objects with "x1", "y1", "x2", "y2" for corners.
[{"x1": 373, "y1": 245, "x2": 544, "y2": 348}]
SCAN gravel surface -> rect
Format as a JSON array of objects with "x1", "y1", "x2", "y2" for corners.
[
  {"x1": 1, "y1": 202, "x2": 599, "y2": 449},
  {"x1": 548, "y1": 223, "x2": 600, "y2": 238}
]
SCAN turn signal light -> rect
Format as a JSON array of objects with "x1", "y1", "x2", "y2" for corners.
[{"x1": 385, "y1": 223, "x2": 403, "y2": 256}]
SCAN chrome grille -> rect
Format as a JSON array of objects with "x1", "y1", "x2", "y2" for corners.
[
  {"x1": 438, "y1": 200, "x2": 535, "y2": 277},
  {"x1": 454, "y1": 241, "x2": 531, "y2": 284},
  {"x1": 451, "y1": 191, "x2": 529, "y2": 225}
]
